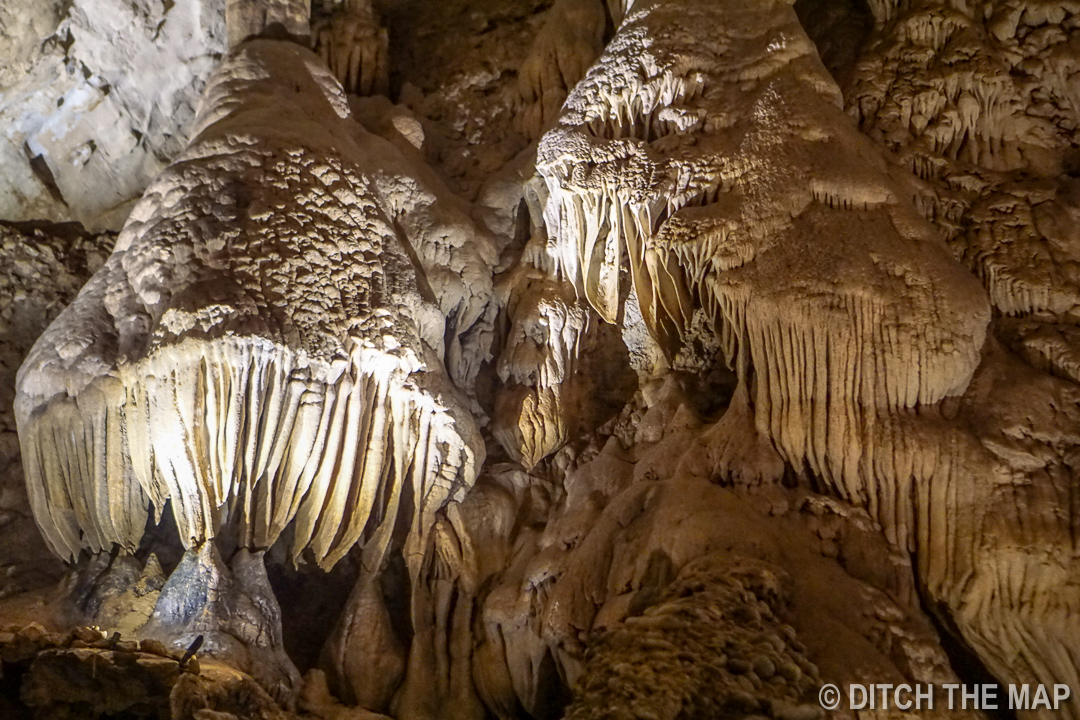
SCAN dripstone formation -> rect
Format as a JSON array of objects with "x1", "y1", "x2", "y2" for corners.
[{"x1": 0, "y1": 0, "x2": 1078, "y2": 718}]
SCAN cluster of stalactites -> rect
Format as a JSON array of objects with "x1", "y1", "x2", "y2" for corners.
[
  {"x1": 15, "y1": 38, "x2": 488, "y2": 572},
  {"x1": 852, "y1": 17, "x2": 1057, "y2": 175},
  {"x1": 311, "y1": 0, "x2": 389, "y2": 97},
  {"x1": 19, "y1": 334, "x2": 478, "y2": 572},
  {"x1": 535, "y1": 0, "x2": 990, "y2": 547},
  {"x1": 541, "y1": 176, "x2": 729, "y2": 351}
]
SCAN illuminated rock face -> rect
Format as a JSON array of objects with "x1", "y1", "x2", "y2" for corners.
[
  {"x1": 513, "y1": 0, "x2": 1080, "y2": 717},
  {"x1": 536, "y1": 0, "x2": 990, "y2": 463},
  {"x1": 14, "y1": 39, "x2": 489, "y2": 574},
  {"x1": 2, "y1": 0, "x2": 1080, "y2": 718}
]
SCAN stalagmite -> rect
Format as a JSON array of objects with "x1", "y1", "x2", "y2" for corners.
[
  {"x1": 14, "y1": 38, "x2": 488, "y2": 576},
  {"x1": 140, "y1": 543, "x2": 301, "y2": 704},
  {"x1": 494, "y1": 240, "x2": 591, "y2": 467}
]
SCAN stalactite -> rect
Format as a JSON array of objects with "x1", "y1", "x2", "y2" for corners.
[
  {"x1": 532, "y1": 1, "x2": 1080, "y2": 716},
  {"x1": 311, "y1": 0, "x2": 390, "y2": 97},
  {"x1": 5, "y1": 0, "x2": 1080, "y2": 717},
  {"x1": 15, "y1": 39, "x2": 488, "y2": 575}
]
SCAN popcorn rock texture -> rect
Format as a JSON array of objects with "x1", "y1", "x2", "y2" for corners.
[
  {"x1": 564, "y1": 559, "x2": 821, "y2": 720},
  {"x1": 1, "y1": 0, "x2": 1080, "y2": 717},
  {"x1": 15, "y1": 40, "x2": 489, "y2": 574}
]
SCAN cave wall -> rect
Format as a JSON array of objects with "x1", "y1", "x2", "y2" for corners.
[{"x1": 0, "y1": 0, "x2": 1079, "y2": 719}]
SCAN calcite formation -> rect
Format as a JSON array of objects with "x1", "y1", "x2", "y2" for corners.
[
  {"x1": 311, "y1": 0, "x2": 390, "y2": 98},
  {"x1": 0, "y1": 224, "x2": 110, "y2": 600},
  {"x1": 14, "y1": 39, "x2": 490, "y2": 576},
  {"x1": 528, "y1": 0, "x2": 1080, "y2": 716},
  {"x1": 842, "y1": 0, "x2": 1080, "y2": 708},
  {"x1": 530, "y1": 0, "x2": 992, "y2": 500},
  {"x1": 515, "y1": 0, "x2": 608, "y2": 139},
  {"x1": 1, "y1": 0, "x2": 1080, "y2": 717},
  {"x1": 563, "y1": 559, "x2": 822, "y2": 720}
]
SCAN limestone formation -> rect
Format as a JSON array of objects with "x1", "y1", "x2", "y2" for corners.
[
  {"x1": 0, "y1": 223, "x2": 113, "y2": 605},
  {"x1": 14, "y1": 37, "x2": 493, "y2": 577},
  {"x1": 526, "y1": 0, "x2": 1079, "y2": 715},
  {"x1": 515, "y1": 0, "x2": 608, "y2": 139},
  {"x1": 0, "y1": 0, "x2": 227, "y2": 230},
  {"x1": 227, "y1": 0, "x2": 311, "y2": 48},
  {"x1": 494, "y1": 233, "x2": 593, "y2": 468},
  {"x1": 312, "y1": 0, "x2": 390, "y2": 97},
  {"x1": 563, "y1": 558, "x2": 822, "y2": 720},
  {"x1": 1, "y1": 0, "x2": 1080, "y2": 718}
]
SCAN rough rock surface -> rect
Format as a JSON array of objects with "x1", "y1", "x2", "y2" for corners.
[
  {"x1": 0, "y1": 0, "x2": 226, "y2": 231},
  {"x1": 1, "y1": 0, "x2": 1080, "y2": 718},
  {"x1": 0, "y1": 222, "x2": 111, "y2": 601},
  {"x1": 15, "y1": 40, "x2": 490, "y2": 575}
]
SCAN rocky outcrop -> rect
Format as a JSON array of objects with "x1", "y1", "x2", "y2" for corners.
[
  {"x1": 0, "y1": 622, "x2": 294, "y2": 720},
  {"x1": 563, "y1": 559, "x2": 822, "y2": 720},
  {"x1": 0, "y1": 0, "x2": 227, "y2": 231}
]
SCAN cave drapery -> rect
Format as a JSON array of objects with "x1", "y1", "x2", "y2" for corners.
[{"x1": 1, "y1": 0, "x2": 1080, "y2": 718}]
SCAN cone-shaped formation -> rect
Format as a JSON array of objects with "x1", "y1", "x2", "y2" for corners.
[
  {"x1": 140, "y1": 544, "x2": 301, "y2": 705},
  {"x1": 531, "y1": 2, "x2": 1080, "y2": 714},
  {"x1": 537, "y1": 0, "x2": 989, "y2": 492},
  {"x1": 15, "y1": 40, "x2": 486, "y2": 571}
]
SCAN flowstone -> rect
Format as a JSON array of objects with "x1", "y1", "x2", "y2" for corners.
[{"x1": 1, "y1": 0, "x2": 1080, "y2": 717}]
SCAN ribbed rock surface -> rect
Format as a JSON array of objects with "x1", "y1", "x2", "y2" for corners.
[
  {"x1": 15, "y1": 39, "x2": 489, "y2": 573},
  {"x1": 530, "y1": 0, "x2": 1080, "y2": 717},
  {"x1": 845, "y1": 0, "x2": 1080, "y2": 711},
  {"x1": 535, "y1": 0, "x2": 989, "y2": 540},
  {"x1": 1, "y1": 0, "x2": 1079, "y2": 718}
]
